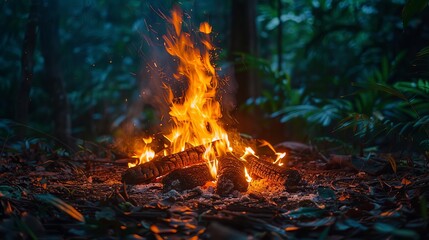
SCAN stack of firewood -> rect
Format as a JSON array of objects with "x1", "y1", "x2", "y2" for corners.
[{"x1": 122, "y1": 142, "x2": 301, "y2": 196}]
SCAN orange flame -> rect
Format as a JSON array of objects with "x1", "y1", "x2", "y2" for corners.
[
  {"x1": 258, "y1": 139, "x2": 287, "y2": 166},
  {"x1": 273, "y1": 152, "x2": 286, "y2": 166},
  {"x1": 199, "y1": 22, "x2": 212, "y2": 34},
  {"x1": 129, "y1": 137, "x2": 155, "y2": 168},
  {"x1": 130, "y1": 8, "x2": 286, "y2": 181},
  {"x1": 159, "y1": 7, "x2": 230, "y2": 177},
  {"x1": 240, "y1": 147, "x2": 258, "y2": 160},
  {"x1": 244, "y1": 167, "x2": 252, "y2": 183}
]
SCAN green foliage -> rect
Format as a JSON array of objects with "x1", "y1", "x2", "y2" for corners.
[
  {"x1": 0, "y1": 1, "x2": 168, "y2": 138},
  {"x1": 241, "y1": 0, "x2": 429, "y2": 152},
  {"x1": 268, "y1": 54, "x2": 429, "y2": 150},
  {"x1": 402, "y1": 0, "x2": 429, "y2": 27}
]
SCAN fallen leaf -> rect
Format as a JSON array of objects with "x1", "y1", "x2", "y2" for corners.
[
  {"x1": 150, "y1": 225, "x2": 177, "y2": 234},
  {"x1": 386, "y1": 154, "x2": 397, "y2": 173},
  {"x1": 0, "y1": 185, "x2": 22, "y2": 199},
  {"x1": 374, "y1": 222, "x2": 419, "y2": 239},
  {"x1": 335, "y1": 218, "x2": 368, "y2": 231},
  {"x1": 35, "y1": 194, "x2": 84, "y2": 222},
  {"x1": 285, "y1": 226, "x2": 299, "y2": 232},
  {"x1": 317, "y1": 186, "x2": 336, "y2": 200},
  {"x1": 338, "y1": 194, "x2": 349, "y2": 201},
  {"x1": 380, "y1": 210, "x2": 400, "y2": 217},
  {"x1": 283, "y1": 207, "x2": 326, "y2": 219},
  {"x1": 95, "y1": 207, "x2": 116, "y2": 221},
  {"x1": 401, "y1": 178, "x2": 412, "y2": 186},
  {"x1": 298, "y1": 216, "x2": 335, "y2": 228}
]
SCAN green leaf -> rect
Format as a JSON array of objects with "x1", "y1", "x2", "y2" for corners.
[
  {"x1": 336, "y1": 219, "x2": 368, "y2": 231},
  {"x1": 0, "y1": 185, "x2": 21, "y2": 199},
  {"x1": 35, "y1": 194, "x2": 85, "y2": 222},
  {"x1": 416, "y1": 46, "x2": 429, "y2": 57},
  {"x1": 95, "y1": 207, "x2": 116, "y2": 221},
  {"x1": 283, "y1": 207, "x2": 325, "y2": 219},
  {"x1": 374, "y1": 222, "x2": 419, "y2": 239},
  {"x1": 372, "y1": 83, "x2": 408, "y2": 101},
  {"x1": 317, "y1": 186, "x2": 336, "y2": 200},
  {"x1": 298, "y1": 216, "x2": 335, "y2": 228},
  {"x1": 402, "y1": 0, "x2": 429, "y2": 28}
]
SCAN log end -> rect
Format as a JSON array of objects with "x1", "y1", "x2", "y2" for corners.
[
  {"x1": 122, "y1": 163, "x2": 157, "y2": 185},
  {"x1": 216, "y1": 153, "x2": 249, "y2": 196},
  {"x1": 162, "y1": 164, "x2": 214, "y2": 192}
]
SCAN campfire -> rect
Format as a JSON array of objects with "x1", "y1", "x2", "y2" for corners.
[{"x1": 122, "y1": 7, "x2": 299, "y2": 195}]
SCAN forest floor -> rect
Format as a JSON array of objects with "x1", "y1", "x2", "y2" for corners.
[{"x1": 1, "y1": 141, "x2": 429, "y2": 239}]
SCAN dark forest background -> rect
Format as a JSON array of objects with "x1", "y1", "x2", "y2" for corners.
[{"x1": 1, "y1": 0, "x2": 429, "y2": 156}]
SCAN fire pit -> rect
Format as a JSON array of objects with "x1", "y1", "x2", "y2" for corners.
[{"x1": 122, "y1": 7, "x2": 300, "y2": 196}]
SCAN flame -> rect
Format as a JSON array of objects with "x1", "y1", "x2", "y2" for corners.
[
  {"x1": 128, "y1": 137, "x2": 156, "y2": 168},
  {"x1": 240, "y1": 148, "x2": 255, "y2": 183},
  {"x1": 240, "y1": 147, "x2": 258, "y2": 160},
  {"x1": 273, "y1": 152, "x2": 286, "y2": 166},
  {"x1": 130, "y1": 8, "x2": 286, "y2": 182},
  {"x1": 199, "y1": 22, "x2": 212, "y2": 34},
  {"x1": 130, "y1": 8, "x2": 230, "y2": 176},
  {"x1": 158, "y1": 7, "x2": 230, "y2": 178},
  {"x1": 258, "y1": 139, "x2": 286, "y2": 166},
  {"x1": 244, "y1": 167, "x2": 252, "y2": 183}
]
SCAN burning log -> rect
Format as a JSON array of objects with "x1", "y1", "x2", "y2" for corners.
[
  {"x1": 162, "y1": 164, "x2": 214, "y2": 192},
  {"x1": 122, "y1": 144, "x2": 206, "y2": 184},
  {"x1": 216, "y1": 153, "x2": 249, "y2": 196},
  {"x1": 245, "y1": 155, "x2": 301, "y2": 190}
]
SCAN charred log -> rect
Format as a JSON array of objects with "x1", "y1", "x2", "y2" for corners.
[
  {"x1": 122, "y1": 145, "x2": 206, "y2": 184},
  {"x1": 216, "y1": 153, "x2": 249, "y2": 196},
  {"x1": 245, "y1": 155, "x2": 301, "y2": 190},
  {"x1": 162, "y1": 164, "x2": 214, "y2": 192}
]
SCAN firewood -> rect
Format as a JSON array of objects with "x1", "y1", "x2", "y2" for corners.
[
  {"x1": 216, "y1": 153, "x2": 249, "y2": 196},
  {"x1": 245, "y1": 155, "x2": 301, "y2": 189},
  {"x1": 122, "y1": 144, "x2": 207, "y2": 184},
  {"x1": 162, "y1": 164, "x2": 214, "y2": 192}
]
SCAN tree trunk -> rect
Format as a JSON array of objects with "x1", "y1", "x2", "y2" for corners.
[
  {"x1": 277, "y1": 0, "x2": 283, "y2": 73},
  {"x1": 228, "y1": 0, "x2": 259, "y2": 106},
  {"x1": 16, "y1": 0, "x2": 41, "y2": 134},
  {"x1": 39, "y1": 0, "x2": 72, "y2": 146}
]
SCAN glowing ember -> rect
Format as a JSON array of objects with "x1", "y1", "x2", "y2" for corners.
[{"x1": 244, "y1": 167, "x2": 252, "y2": 183}]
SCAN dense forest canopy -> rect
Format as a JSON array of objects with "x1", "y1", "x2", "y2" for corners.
[{"x1": 0, "y1": 0, "x2": 428, "y2": 155}]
